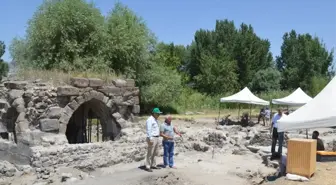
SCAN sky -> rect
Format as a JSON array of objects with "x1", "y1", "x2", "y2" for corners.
[{"x1": 1, "y1": 0, "x2": 335, "y2": 62}]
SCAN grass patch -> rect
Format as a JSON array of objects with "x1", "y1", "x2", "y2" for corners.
[{"x1": 15, "y1": 68, "x2": 120, "y2": 86}]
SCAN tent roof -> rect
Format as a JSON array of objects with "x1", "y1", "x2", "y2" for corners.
[
  {"x1": 272, "y1": 87, "x2": 312, "y2": 106},
  {"x1": 220, "y1": 87, "x2": 270, "y2": 105},
  {"x1": 278, "y1": 76, "x2": 336, "y2": 132}
]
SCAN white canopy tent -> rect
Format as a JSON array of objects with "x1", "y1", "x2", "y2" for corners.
[
  {"x1": 219, "y1": 87, "x2": 269, "y2": 122},
  {"x1": 278, "y1": 76, "x2": 336, "y2": 132},
  {"x1": 220, "y1": 87, "x2": 270, "y2": 105},
  {"x1": 272, "y1": 87, "x2": 312, "y2": 106}
]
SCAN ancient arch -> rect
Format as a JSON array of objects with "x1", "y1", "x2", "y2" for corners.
[
  {"x1": 0, "y1": 107, "x2": 19, "y2": 143},
  {"x1": 64, "y1": 97, "x2": 120, "y2": 144},
  {"x1": 0, "y1": 78, "x2": 140, "y2": 147}
]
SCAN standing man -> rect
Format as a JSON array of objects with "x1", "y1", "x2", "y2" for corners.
[
  {"x1": 160, "y1": 115, "x2": 182, "y2": 169},
  {"x1": 145, "y1": 107, "x2": 162, "y2": 172},
  {"x1": 257, "y1": 107, "x2": 266, "y2": 124},
  {"x1": 271, "y1": 109, "x2": 286, "y2": 154}
]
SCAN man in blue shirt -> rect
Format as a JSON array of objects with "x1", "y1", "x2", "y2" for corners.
[
  {"x1": 145, "y1": 108, "x2": 162, "y2": 172},
  {"x1": 160, "y1": 115, "x2": 182, "y2": 169},
  {"x1": 271, "y1": 109, "x2": 285, "y2": 154}
]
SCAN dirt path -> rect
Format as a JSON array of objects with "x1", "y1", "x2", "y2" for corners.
[{"x1": 72, "y1": 151, "x2": 275, "y2": 185}]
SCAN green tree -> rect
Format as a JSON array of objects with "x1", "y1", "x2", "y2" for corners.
[
  {"x1": 234, "y1": 23, "x2": 273, "y2": 87},
  {"x1": 276, "y1": 30, "x2": 334, "y2": 91},
  {"x1": 309, "y1": 75, "x2": 329, "y2": 96},
  {"x1": 186, "y1": 20, "x2": 273, "y2": 94},
  {"x1": 0, "y1": 41, "x2": 9, "y2": 79},
  {"x1": 249, "y1": 68, "x2": 281, "y2": 93},
  {"x1": 193, "y1": 46, "x2": 239, "y2": 95},
  {"x1": 105, "y1": 2, "x2": 155, "y2": 79},
  {"x1": 154, "y1": 42, "x2": 186, "y2": 71},
  {"x1": 139, "y1": 53, "x2": 183, "y2": 109},
  {"x1": 11, "y1": 0, "x2": 107, "y2": 71}
]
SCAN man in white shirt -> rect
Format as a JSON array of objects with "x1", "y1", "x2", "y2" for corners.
[
  {"x1": 271, "y1": 109, "x2": 285, "y2": 154},
  {"x1": 145, "y1": 107, "x2": 162, "y2": 172}
]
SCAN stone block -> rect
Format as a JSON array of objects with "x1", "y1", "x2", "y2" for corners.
[
  {"x1": 106, "y1": 99, "x2": 113, "y2": 108},
  {"x1": 58, "y1": 113, "x2": 71, "y2": 125},
  {"x1": 16, "y1": 105, "x2": 26, "y2": 113},
  {"x1": 112, "y1": 79, "x2": 127, "y2": 87},
  {"x1": 88, "y1": 78, "x2": 104, "y2": 87},
  {"x1": 16, "y1": 119, "x2": 30, "y2": 133},
  {"x1": 23, "y1": 90, "x2": 34, "y2": 99},
  {"x1": 113, "y1": 96, "x2": 123, "y2": 105},
  {"x1": 112, "y1": 112, "x2": 122, "y2": 120},
  {"x1": 16, "y1": 112, "x2": 26, "y2": 122},
  {"x1": 0, "y1": 99, "x2": 10, "y2": 110},
  {"x1": 118, "y1": 105, "x2": 129, "y2": 115},
  {"x1": 82, "y1": 92, "x2": 92, "y2": 101},
  {"x1": 90, "y1": 91, "x2": 104, "y2": 101},
  {"x1": 125, "y1": 79, "x2": 135, "y2": 87},
  {"x1": 97, "y1": 86, "x2": 122, "y2": 96},
  {"x1": 57, "y1": 86, "x2": 80, "y2": 96},
  {"x1": 12, "y1": 97, "x2": 25, "y2": 108},
  {"x1": 117, "y1": 118, "x2": 127, "y2": 129},
  {"x1": 70, "y1": 77, "x2": 89, "y2": 88},
  {"x1": 8, "y1": 90, "x2": 24, "y2": 101},
  {"x1": 68, "y1": 100, "x2": 79, "y2": 110},
  {"x1": 134, "y1": 96, "x2": 140, "y2": 104},
  {"x1": 132, "y1": 105, "x2": 140, "y2": 114},
  {"x1": 4, "y1": 81, "x2": 27, "y2": 90},
  {"x1": 132, "y1": 87, "x2": 140, "y2": 96},
  {"x1": 123, "y1": 91, "x2": 133, "y2": 98},
  {"x1": 39, "y1": 119, "x2": 60, "y2": 132},
  {"x1": 75, "y1": 95, "x2": 85, "y2": 105},
  {"x1": 103, "y1": 96, "x2": 109, "y2": 104},
  {"x1": 59, "y1": 123, "x2": 67, "y2": 134},
  {"x1": 46, "y1": 107, "x2": 63, "y2": 119}
]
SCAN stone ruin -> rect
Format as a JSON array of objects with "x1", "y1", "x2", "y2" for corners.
[{"x1": 0, "y1": 77, "x2": 140, "y2": 166}]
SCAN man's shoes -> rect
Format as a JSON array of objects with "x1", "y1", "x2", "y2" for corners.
[
  {"x1": 169, "y1": 166, "x2": 177, "y2": 169},
  {"x1": 151, "y1": 166, "x2": 161, "y2": 170},
  {"x1": 145, "y1": 168, "x2": 153, "y2": 172}
]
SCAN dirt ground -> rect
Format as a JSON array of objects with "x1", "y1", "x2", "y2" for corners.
[
  {"x1": 265, "y1": 162, "x2": 336, "y2": 185},
  {"x1": 2, "y1": 115, "x2": 336, "y2": 185},
  {"x1": 72, "y1": 151, "x2": 274, "y2": 185}
]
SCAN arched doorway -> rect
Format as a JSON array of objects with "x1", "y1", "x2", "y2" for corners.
[
  {"x1": 65, "y1": 98, "x2": 120, "y2": 144},
  {"x1": 0, "y1": 107, "x2": 18, "y2": 143}
]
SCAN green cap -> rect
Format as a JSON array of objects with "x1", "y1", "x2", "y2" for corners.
[{"x1": 152, "y1": 107, "x2": 162, "y2": 114}]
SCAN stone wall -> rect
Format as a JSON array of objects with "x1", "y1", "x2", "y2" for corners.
[{"x1": 0, "y1": 77, "x2": 140, "y2": 164}]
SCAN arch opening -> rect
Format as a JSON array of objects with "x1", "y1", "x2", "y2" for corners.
[
  {"x1": 0, "y1": 107, "x2": 18, "y2": 143},
  {"x1": 65, "y1": 98, "x2": 120, "y2": 144}
]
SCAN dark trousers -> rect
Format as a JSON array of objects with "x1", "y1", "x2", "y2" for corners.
[
  {"x1": 258, "y1": 114, "x2": 265, "y2": 124},
  {"x1": 163, "y1": 141, "x2": 175, "y2": 167},
  {"x1": 271, "y1": 127, "x2": 284, "y2": 154}
]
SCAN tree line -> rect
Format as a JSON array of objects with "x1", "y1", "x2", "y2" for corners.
[{"x1": 6, "y1": 0, "x2": 334, "y2": 112}]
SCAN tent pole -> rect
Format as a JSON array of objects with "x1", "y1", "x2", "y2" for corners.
[
  {"x1": 249, "y1": 104, "x2": 252, "y2": 121},
  {"x1": 270, "y1": 103, "x2": 272, "y2": 126},
  {"x1": 218, "y1": 102, "x2": 221, "y2": 125},
  {"x1": 238, "y1": 104, "x2": 240, "y2": 121}
]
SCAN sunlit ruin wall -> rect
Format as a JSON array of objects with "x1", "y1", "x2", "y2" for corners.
[{"x1": 0, "y1": 78, "x2": 140, "y2": 165}]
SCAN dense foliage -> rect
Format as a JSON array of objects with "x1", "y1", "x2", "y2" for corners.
[
  {"x1": 8, "y1": 0, "x2": 334, "y2": 113},
  {"x1": 276, "y1": 30, "x2": 334, "y2": 95},
  {"x1": 0, "y1": 41, "x2": 9, "y2": 79}
]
